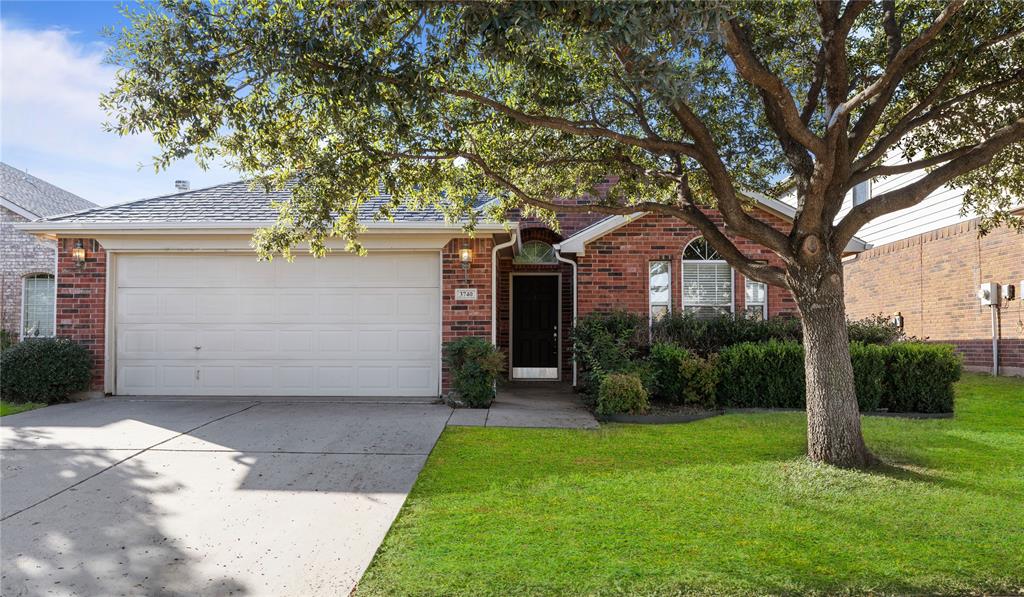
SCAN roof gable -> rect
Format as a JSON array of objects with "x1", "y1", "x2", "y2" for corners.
[{"x1": 0, "y1": 162, "x2": 96, "y2": 219}]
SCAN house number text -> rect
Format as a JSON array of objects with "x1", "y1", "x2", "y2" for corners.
[{"x1": 455, "y1": 288, "x2": 478, "y2": 301}]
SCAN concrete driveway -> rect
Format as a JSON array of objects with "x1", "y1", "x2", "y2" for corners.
[{"x1": 1, "y1": 398, "x2": 452, "y2": 597}]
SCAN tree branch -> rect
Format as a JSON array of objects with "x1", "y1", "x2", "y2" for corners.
[
  {"x1": 721, "y1": 19, "x2": 826, "y2": 155},
  {"x1": 851, "y1": 144, "x2": 977, "y2": 185},
  {"x1": 835, "y1": 116, "x2": 1024, "y2": 247},
  {"x1": 831, "y1": 0, "x2": 965, "y2": 128}
]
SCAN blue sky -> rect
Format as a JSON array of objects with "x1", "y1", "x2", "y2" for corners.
[{"x1": 1, "y1": 1, "x2": 236, "y2": 206}]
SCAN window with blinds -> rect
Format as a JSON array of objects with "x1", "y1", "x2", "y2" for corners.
[
  {"x1": 22, "y1": 274, "x2": 55, "y2": 337},
  {"x1": 744, "y1": 278, "x2": 768, "y2": 320},
  {"x1": 681, "y1": 237, "x2": 733, "y2": 319}
]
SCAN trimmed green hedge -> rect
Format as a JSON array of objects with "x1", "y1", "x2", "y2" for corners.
[
  {"x1": 708, "y1": 340, "x2": 958, "y2": 413},
  {"x1": 649, "y1": 342, "x2": 717, "y2": 408},
  {"x1": 883, "y1": 342, "x2": 961, "y2": 413},
  {"x1": 715, "y1": 340, "x2": 805, "y2": 408},
  {"x1": 0, "y1": 338, "x2": 92, "y2": 404}
]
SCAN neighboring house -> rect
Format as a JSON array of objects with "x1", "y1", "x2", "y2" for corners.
[
  {"x1": 782, "y1": 159, "x2": 1024, "y2": 375},
  {"x1": 1, "y1": 163, "x2": 96, "y2": 340},
  {"x1": 19, "y1": 180, "x2": 867, "y2": 397}
]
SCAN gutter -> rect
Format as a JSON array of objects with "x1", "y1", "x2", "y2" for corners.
[
  {"x1": 553, "y1": 243, "x2": 578, "y2": 387},
  {"x1": 491, "y1": 232, "x2": 518, "y2": 346}
]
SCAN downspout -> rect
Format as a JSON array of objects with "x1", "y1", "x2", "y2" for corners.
[
  {"x1": 553, "y1": 244, "x2": 578, "y2": 387},
  {"x1": 492, "y1": 232, "x2": 518, "y2": 346}
]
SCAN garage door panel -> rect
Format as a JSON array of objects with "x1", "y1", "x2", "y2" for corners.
[{"x1": 115, "y1": 253, "x2": 440, "y2": 396}]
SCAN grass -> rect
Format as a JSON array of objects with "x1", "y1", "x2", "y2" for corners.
[
  {"x1": 358, "y1": 373, "x2": 1024, "y2": 596},
  {"x1": 0, "y1": 401, "x2": 46, "y2": 416}
]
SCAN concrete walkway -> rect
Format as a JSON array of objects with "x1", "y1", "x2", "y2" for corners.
[
  {"x1": 448, "y1": 383, "x2": 598, "y2": 429},
  {"x1": 1, "y1": 398, "x2": 453, "y2": 597}
]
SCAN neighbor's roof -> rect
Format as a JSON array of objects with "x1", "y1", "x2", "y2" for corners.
[
  {"x1": 28, "y1": 179, "x2": 501, "y2": 231},
  {"x1": 0, "y1": 162, "x2": 96, "y2": 219}
]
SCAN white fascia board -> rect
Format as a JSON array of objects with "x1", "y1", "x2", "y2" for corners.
[
  {"x1": 557, "y1": 213, "x2": 645, "y2": 255},
  {"x1": 1, "y1": 197, "x2": 42, "y2": 221},
  {"x1": 16, "y1": 220, "x2": 511, "y2": 236}
]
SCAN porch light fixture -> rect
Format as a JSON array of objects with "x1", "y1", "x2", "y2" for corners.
[
  {"x1": 459, "y1": 245, "x2": 473, "y2": 270},
  {"x1": 71, "y1": 240, "x2": 86, "y2": 266}
]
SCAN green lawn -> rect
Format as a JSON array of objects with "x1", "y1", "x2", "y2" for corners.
[
  {"x1": 0, "y1": 401, "x2": 45, "y2": 416},
  {"x1": 359, "y1": 373, "x2": 1024, "y2": 596}
]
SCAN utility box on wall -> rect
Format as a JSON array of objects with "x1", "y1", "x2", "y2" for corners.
[{"x1": 977, "y1": 282, "x2": 1000, "y2": 306}]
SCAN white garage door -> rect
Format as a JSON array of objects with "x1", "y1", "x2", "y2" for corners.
[{"x1": 114, "y1": 252, "x2": 440, "y2": 397}]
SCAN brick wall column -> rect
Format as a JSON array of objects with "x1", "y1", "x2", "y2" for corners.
[
  {"x1": 56, "y1": 238, "x2": 106, "y2": 391},
  {"x1": 441, "y1": 237, "x2": 494, "y2": 392}
]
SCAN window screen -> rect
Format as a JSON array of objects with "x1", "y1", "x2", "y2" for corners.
[{"x1": 22, "y1": 274, "x2": 55, "y2": 337}]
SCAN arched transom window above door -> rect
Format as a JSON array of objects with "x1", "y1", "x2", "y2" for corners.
[
  {"x1": 682, "y1": 237, "x2": 733, "y2": 319},
  {"x1": 514, "y1": 240, "x2": 557, "y2": 264}
]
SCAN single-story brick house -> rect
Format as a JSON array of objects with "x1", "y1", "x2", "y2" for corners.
[{"x1": 20, "y1": 181, "x2": 867, "y2": 398}]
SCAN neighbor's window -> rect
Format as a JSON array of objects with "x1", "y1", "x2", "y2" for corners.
[
  {"x1": 649, "y1": 260, "x2": 671, "y2": 323},
  {"x1": 514, "y1": 240, "x2": 557, "y2": 264},
  {"x1": 682, "y1": 237, "x2": 733, "y2": 319},
  {"x1": 852, "y1": 180, "x2": 871, "y2": 206},
  {"x1": 744, "y1": 278, "x2": 768, "y2": 321},
  {"x1": 22, "y1": 273, "x2": 55, "y2": 338}
]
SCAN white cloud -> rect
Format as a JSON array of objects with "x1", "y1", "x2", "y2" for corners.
[{"x1": 1, "y1": 21, "x2": 237, "y2": 206}]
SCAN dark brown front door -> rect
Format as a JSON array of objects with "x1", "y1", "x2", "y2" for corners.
[{"x1": 512, "y1": 275, "x2": 559, "y2": 379}]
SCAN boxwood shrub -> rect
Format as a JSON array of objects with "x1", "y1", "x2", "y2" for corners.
[
  {"x1": 850, "y1": 342, "x2": 887, "y2": 412},
  {"x1": 882, "y1": 343, "x2": 961, "y2": 413},
  {"x1": 0, "y1": 338, "x2": 92, "y2": 404},
  {"x1": 443, "y1": 336, "x2": 506, "y2": 408},
  {"x1": 715, "y1": 340, "x2": 806, "y2": 408},
  {"x1": 572, "y1": 310, "x2": 647, "y2": 394},
  {"x1": 649, "y1": 342, "x2": 717, "y2": 407},
  {"x1": 596, "y1": 372, "x2": 650, "y2": 416}
]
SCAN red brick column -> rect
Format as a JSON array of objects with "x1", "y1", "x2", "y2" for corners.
[
  {"x1": 56, "y1": 238, "x2": 106, "y2": 392},
  {"x1": 441, "y1": 237, "x2": 494, "y2": 392}
]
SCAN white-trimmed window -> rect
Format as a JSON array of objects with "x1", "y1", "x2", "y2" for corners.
[
  {"x1": 22, "y1": 273, "x2": 55, "y2": 338},
  {"x1": 744, "y1": 278, "x2": 768, "y2": 320},
  {"x1": 514, "y1": 240, "x2": 557, "y2": 264},
  {"x1": 682, "y1": 237, "x2": 733, "y2": 319},
  {"x1": 852, "y1": 180, "x2": 871, "y2": 206},
  {"x1": 649, "y1": 260, "x2": 671, "y2": 323}
]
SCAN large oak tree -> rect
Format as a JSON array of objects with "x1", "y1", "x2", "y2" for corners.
[{"x1": 104, "y1": 0, "x2": 1024, "y2": 467}]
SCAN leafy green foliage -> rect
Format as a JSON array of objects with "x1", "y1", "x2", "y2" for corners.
[
  {"x1": 652, "y1": 312, "x2": 904, "y2": 355},
  {"x1": 652, "y1": 313, "x2": 803, "y2": 356},
  {"x1": 571, "y1": 310, "x2": 647, "y2": 394},
  {"x1": 596, "y1": 372, "x2": 650, "y2": 416},
  {"x1": 649, "y1": 342, "x2": 718, "y2": 407},
  {"x1": 443, "y1": 337, "x2": 505, "y2": 408},
  {"x1": 716, "y1": 340, "x2": 806, "y2": 408},
  {"x1": 0, "y1": 338, "x2": 92, "y2": 404},
  {"x1": 883, "y1": 343, "x2": 962, "y2": 413},
  {"x1": 101, "y1": 1, "x2": 1024, "y2": 258},
  {"x1": 850, "y1": 341, "x2": 887, "y2": 412},
  {"x1": 0, "y1": 329, "x2": 15, "y2": 352}
]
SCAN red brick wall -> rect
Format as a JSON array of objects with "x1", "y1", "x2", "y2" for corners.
[
  {"x1": 576, "y1": 211, "x2": 797, "y2": 320},
  {"x1": 56, "y1": 238, "x2": 106, "y2": 391},
  {"x1": 844, "y1": 219, "x2": 1024, "y2": 375},
  {"x1": 441, "y1": 237, "x2": 494, "y2": 391}
]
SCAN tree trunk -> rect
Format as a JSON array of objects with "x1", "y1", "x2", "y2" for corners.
[{"x1": 794, "y1": 259, "x2": 875, "y2": 469}]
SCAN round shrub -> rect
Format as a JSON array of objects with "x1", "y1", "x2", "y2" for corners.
[
  {"x1": 596, "y1": 373, "x2": 650, "y2": 416},
  {"x1": 443, "y1": 336, "x2": 506, "y2": 408},
  {"x1": 572, "y1": 310, "x2": 647, "y2": 394},
  {"x1": 0, "y1": 338, "x2": 92, "y2": 404}
]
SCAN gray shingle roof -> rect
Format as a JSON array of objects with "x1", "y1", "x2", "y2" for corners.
[
  {"x1": 41, "y1": 180, "x2": 484, "y2": 224},
  {"x1": 0, "y1": 162, "x2": 96, "y2": 218}
]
